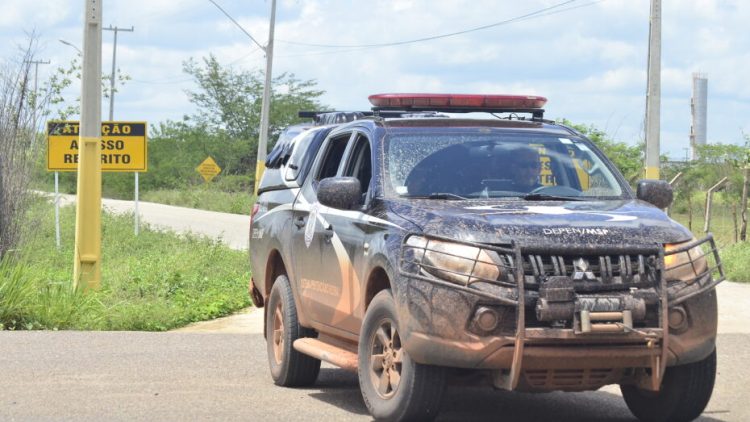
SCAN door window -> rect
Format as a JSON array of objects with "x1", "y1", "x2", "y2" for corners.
[
  {"x1": 316, "y1": 133, "x2": 351, "y2": 181},
  {"x1": 344, "y1": 135, "x2": 372, "y2": 193}
]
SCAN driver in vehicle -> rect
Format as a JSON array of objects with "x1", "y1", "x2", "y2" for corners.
[{"x1": 508, "y1": 145, "x2": 542, "y2": 192}]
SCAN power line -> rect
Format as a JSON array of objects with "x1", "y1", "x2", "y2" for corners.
[
  {"x1": 134, "y1": 0, "x2": 607, "y2": 82},
  {"x1": 277, "y1": 0, "x2": 580, "y2": 49},
  {"x1": 207, "y1": 0, "x2": 265, "y2": 51},
  {"x1": 275, "y1": 0, "x2": 607, "y2": 58},
  {"x1": 520, "y1": 0, "x2": 607, "y2": 22}
]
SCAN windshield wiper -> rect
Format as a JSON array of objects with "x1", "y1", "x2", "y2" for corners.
[
  {"x1": 522, "y1": 193, "x2": 585, "y2": 201},
  {"x1": 405, "y1": 192, "x2": 467, "y2": 200}
]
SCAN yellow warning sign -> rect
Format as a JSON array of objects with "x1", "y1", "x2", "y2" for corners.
[
  {"x1": 46, "y1": 121, "x2": 147, "y2": 172},
  {"x1": 196, "y1": 156, "x2": 221, "y2": 182}
]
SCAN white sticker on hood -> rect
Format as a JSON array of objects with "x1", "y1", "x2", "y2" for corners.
[{"x1": 465, "y1": 204, "x2": 638, "y2": 222}]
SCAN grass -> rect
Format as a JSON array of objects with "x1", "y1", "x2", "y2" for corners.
[
  {"x1": 141, "y1": 188, "x2": 255, "y2": 215},
  {"x1": 669, "y1": 195, "x2": 749, "y2": 283},
  {"x1": 0, "y1": 196, "x2": 251, "y2": 330},
  {"x1": 719, "y1": 242, "x2": 750, "y2": 283},
  {"x1": 669, "y1": 191, "x2": 744, "y2": 246}
]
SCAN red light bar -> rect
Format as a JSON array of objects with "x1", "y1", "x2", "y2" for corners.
[{"x1": 368, "y1": 93, "x2": 547, "y2": 110}]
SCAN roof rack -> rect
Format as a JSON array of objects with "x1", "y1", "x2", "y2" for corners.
[{"x1": 298, "y1": 110, "x2": 448, "y2": 125}]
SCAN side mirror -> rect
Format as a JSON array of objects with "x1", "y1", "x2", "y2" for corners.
[
  {"x1": 317, "y1": 177, "x2": 362, "y2": 210},
  {"x1": 636, "y1": 179, "x2": 673, "y2": 209}
]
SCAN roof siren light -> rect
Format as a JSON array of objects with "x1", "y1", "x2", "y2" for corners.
[{"x1": 367, "y1": 93, "x2": 547, "y2": 110}]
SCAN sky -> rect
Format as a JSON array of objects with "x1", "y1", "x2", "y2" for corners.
[{"x1": 1, "y1": 0, "x2": 748, "y2": 159}]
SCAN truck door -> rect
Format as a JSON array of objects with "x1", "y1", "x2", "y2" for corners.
[
  {"x1": 291, "y1": 132, "x2": 355, "y2": 334},
  {"x1": 328, "y1": 133, "x2": 375, "y2": 333}
]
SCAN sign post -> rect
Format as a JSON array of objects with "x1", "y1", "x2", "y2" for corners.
[
  {"x1": 47, "y1": 121, "x2": 148, "y2": 269},
  {"x1": 196, "y1": 156, "x2": 221, "y2": 183},
  {"x1": 54, "y1": 171, "x2": 60, "y2": 248}
]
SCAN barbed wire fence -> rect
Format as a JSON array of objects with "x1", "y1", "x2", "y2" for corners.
[{"x1": 668, "y1": 166, "x2": 750, "y2": 250}]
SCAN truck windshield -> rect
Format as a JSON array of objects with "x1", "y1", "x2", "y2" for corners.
[{"x1": 385, "y1": 132, "x2": 626, "y2": 199}]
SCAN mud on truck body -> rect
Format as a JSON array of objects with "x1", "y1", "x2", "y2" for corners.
[{"x1": 249, "y1": 94, "x2": 724, "y2": 422}]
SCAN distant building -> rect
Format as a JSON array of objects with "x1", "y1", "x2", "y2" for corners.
[{"x1": 690, "y1": 73, "x2": 708, "y2": 160}]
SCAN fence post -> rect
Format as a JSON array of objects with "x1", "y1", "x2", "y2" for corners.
[
  {"x1": 741, "y1": 167, "x2": 749, "y2": 241},
  {"x1": 733, "y1": 204, "x2": 739, "y2": 243},
  {"x1": 704, "y1": 177, "x2": 729, "y2": 233},
  {"x1": 667, "y1": 172, "x2": 683, "y2": 217}
]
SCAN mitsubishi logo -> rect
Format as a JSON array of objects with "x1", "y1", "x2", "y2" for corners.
[{"x1": 572, "y1": 258, "x2": 596, "y2": 281}]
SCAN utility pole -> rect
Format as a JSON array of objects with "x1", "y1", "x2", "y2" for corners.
[
  {"x1": 254, "y1": 0, "x2": 277, "y2": 195},
  {"x1": 103, "y1": 24, "x2": 138, "y2": 235},
  {"x1": 644, "y1": 0, "x2": 662, "y2": 179},
  {"x1": 73, "y1": 0, "x2": 103, "y2": 290},
  {"x1": 25, "y1": 59, "x2": 50, "y2": 136},
  {"x1": 26, "y1": 59, "x2": 51, "y2": 100},
  {"x1": 25, "y1": 59, "x2": 56, "y2": 246},
  {"x1": 103, "y1": 25, "x2": 133, "y2": 121}
]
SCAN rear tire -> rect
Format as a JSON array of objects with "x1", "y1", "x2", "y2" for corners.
[
  {"x1": 266, "y1": 275, "x2": 321, "y2": 387},
  {"x1": 358, "y1": 289, "x2": 446, "y2": 421},
  {"x1": 621, "y1": 349, "x2": 717, "y2": 422}
]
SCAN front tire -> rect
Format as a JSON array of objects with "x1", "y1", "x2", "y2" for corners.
[
  {"x1": 358, "y1": 290, "x2": 446, "y2": 421},
  {"x1": 621, "y1": 349, "x2": 717, "y2": 422},
  {"x1": 266, "y1": 275, "x2": 321, "y2": 387}
]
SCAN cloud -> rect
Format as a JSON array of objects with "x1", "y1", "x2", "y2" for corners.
[
  {"x1": 0, "y1": 0, "x2": 71, "y2": 28},
  {"x1": 1, "y1": 0, "x2": 747, "y2": 157}
]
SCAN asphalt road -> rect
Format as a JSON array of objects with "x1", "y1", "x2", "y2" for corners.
[
  {"x1": 56, "y1": 194, "x2": 250, "y2": 250},
  {"x1": 2, "y1": 198, "x2": 747, "y2": 421}
]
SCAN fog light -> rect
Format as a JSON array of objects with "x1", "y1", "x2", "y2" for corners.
[
  {"x1": 475, "y1": 307, "x2": 499, "y2": 332},
  {"x1": 668, "y1": 306, "x2": 688, "y2": 332}
]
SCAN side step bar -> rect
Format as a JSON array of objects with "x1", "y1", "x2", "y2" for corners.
[{"x1": 293, "y1": 337, "x2": 358, "y2": 372}]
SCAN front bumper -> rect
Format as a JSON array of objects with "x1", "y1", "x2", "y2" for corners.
[{"x1": 396, "y1": 234, "x2": 724, "y2": 391}]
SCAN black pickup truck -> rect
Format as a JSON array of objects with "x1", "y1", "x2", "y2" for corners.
[{"x1": 249, "y1": 94, "x2": 724, "y2": 422}]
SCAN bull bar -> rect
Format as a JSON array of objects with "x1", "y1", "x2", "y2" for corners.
[{"x1": 398, "y1": 233, "x2": 724, "y2": 391}]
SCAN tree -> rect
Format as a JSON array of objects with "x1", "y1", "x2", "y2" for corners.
[
  {"x1": 182, "y1": 55, "x2": 326, "y2": 173},
  {"x1": 46, "y1": 54, "x2": 131, "y2": 120},
  {"x1": 1, "y1": 40, "x2": 50, "y2": 259}
]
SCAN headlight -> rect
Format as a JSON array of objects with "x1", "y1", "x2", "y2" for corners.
[
  {"x1": 664, "y1": 238, "x2": 708, "y2": 283},
  {"x1": 406, "y1": 236, "x2": 502, "y2": 285}
]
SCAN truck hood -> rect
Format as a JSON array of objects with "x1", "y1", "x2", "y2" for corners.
[{"x1": 388, "y1": 199, "x2": 693, "y2": 247}]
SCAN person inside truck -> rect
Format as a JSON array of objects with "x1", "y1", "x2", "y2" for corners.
[{"x1": 507, "y1": 145, "x2": 542, "y2": 192}]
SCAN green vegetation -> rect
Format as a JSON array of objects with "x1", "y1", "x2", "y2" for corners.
[
  {"x1": 0, "y1": 197, "x2": 251, "y2": 330},
  {"x1": 141, "y1": 188, "x2": 254, "y2": 215},
  {"x1": 558, "y1": 122, "x2": 750, "y2": 282},
  {"x1": 668, "y1": 191, "x2": 738, "y2": 245},
  {"x1": 33, "y1": 53, "x2": 324, "y2": 212},
  {"x1": 721, "y1": 242, "x2": 750, "y2": 283},
  {"x1": 664, "y1": 142, "x2": 749, "y2": 247}
]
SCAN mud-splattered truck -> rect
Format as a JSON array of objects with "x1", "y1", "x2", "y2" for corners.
[{"x1": 249, "y1": 94, "x2": 724, "y2": 421}]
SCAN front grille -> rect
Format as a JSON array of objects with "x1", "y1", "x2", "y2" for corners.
[
  {"x1": 517, "y1": 253, "x2": 659, "y2": 291},
  {"x1": 523, "y1": 368, "x2": 620, "y2": 391},
  {"x1": 400, "y1": 233, "x2": 663, "y2": 297}
]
